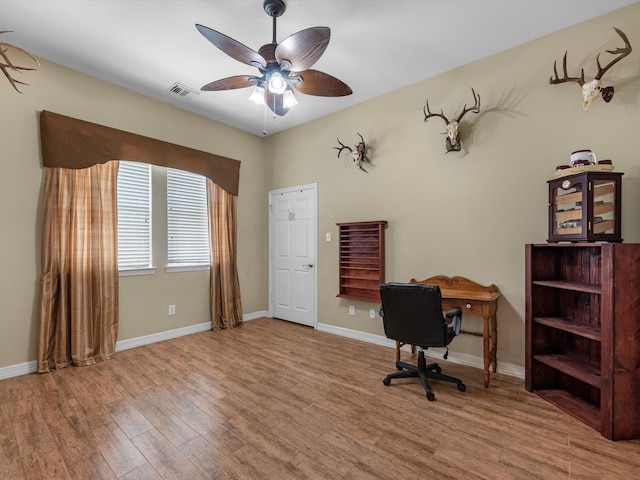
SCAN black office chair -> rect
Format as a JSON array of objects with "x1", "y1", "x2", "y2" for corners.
[{"x1": 379, "y1": 282, "x2": 466, "y2": 401}]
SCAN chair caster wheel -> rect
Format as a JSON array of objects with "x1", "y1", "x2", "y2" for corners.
[
  {"x1": 458, "y1": 383, "x2": 466, "y2": 392},
  {"x1": 383, "y1": 378, "x2": 391, "y2": 386},
  {"x1": 426, "y1": 392, "x2": 435, "y2": 401},
  {"x1": 434, "y1": 366, "x2": 442, "y2": 374}
]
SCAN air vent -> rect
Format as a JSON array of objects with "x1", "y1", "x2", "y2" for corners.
[{"x1": 168, "y1": 82, "x2": 199, "y2": 99}]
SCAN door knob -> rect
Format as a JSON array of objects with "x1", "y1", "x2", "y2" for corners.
[{"x1": 303, "y1": 263, "x2": 314, "y2": 268}]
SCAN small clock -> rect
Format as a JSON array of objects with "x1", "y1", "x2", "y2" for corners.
[{"x1": 561, "y1": 179, "x2": 572, "y2": 190}]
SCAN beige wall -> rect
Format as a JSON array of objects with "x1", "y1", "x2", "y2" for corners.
[
  {"x1": 2, "y1": 3, "x2": 639, "y2": 373},
  {"x1": 1, "y1": 59, "x2": 267, "y2": 368},
  {"x1": 265, "y1": 3, "x2": 640, "y2": 370}
]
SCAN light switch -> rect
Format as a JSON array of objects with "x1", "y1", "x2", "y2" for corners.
[{"x1": 325, "y1": 232, "x2": 331, "y2": 242}]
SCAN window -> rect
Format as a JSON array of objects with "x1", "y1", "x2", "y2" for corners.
[
  {"x1": 117, "y1": 161, "x2": 152, "y2": 270},
  {"x1": 167, "y1": 168, "x2": 210, "y2": 268},
  {"x1": 116, "y1": 163, "x2": 210, "y2": 274}
]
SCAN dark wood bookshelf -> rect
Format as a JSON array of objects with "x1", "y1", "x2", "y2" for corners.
[{"x1": 525, "y1": 243, "x2": 640, "y2": 440}]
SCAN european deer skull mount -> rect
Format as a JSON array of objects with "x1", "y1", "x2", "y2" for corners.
[
  {"x1": 549, "y1": 27, "x2": 632, "y2": 110},
  {"x1": 334, "y1": 133, "x2": 371, "y2": 173},
  {"x1": 0, "y1": 31, "x2": 39, "y2": 93},
  {"x1": 423, "y1": 88, "x2": 480, "y2": 153}
]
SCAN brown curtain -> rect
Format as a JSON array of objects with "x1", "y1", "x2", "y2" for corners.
[
  {"x1": 38, "y1": 163, "x2": 119, "y2": 373},
  {"x1": 207, "y1": 180, "x2": 243, "y2": 329}
]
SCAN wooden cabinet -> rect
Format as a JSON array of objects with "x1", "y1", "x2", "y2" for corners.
[
  {"x1": 337, "y1": 221, "x2": 387, "y2": 303},
  {"x1": 525, "y1": 243, "x2": 640, "y2": 440},
  {"x1": 547, "y1": 172, "x2": 622, "y2": 243}
]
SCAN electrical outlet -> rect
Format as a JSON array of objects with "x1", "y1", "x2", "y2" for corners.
[
  {"x1": 349, "y1": 305, "x2": 355, "y2": 316},
  {"x1": 370, "y1": 308, "x2": 376, "y2": 318},
  {"x1": 168, "y1": 304, "x2": 176, "y2": 315}
]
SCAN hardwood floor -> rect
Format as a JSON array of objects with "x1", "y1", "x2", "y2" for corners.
[{"x1": 1, "y1": 317, "x2": 639, "y2": 479}]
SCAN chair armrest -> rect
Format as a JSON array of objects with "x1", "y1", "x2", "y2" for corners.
[
  {"x1": 444, "y1": 307, "x2": 462, "y2": 335},
  {"x1": 444, "y1": 307, "x2": 462, "y2": 323}
]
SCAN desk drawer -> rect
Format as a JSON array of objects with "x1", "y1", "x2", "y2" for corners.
[{"x1": 442, "y1": 298, "x2": 483, "y2": 316}]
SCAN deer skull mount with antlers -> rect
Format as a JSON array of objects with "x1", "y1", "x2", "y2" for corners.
[
  {"x1": 334, "y1": 133, "x2": 371, "y2": 173},
  {"x1": 0, "y1": 31, "x2": 39, "y2": 93},
  {"x1": 549, "y1": 27, "x2": 632, "y2": 110},
  {"x1": 423, "y1": 88, "x2": 480, "y2": 153}
]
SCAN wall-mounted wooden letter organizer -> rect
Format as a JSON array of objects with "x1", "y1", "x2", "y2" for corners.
[{"x1": 336, "y1": 221, "x2": 387, "y2": 303}]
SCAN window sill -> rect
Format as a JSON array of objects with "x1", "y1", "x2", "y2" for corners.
[
  {"x1": 165, "y1": 265, "x2": 210, "y2": 273},
  {"x1": 119, "y1": 267, "x2": 157, "y2": 277}
]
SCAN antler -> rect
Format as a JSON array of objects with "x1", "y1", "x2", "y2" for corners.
[
  {"x1": 423, "y1": 100, "x2": 450, "y2": 124},
  {"x1": 0, "y1": 31, "x2": 39, "y2": 93},
  {"x1": 424, "y1": 89, "x2": 480, "y2": 124},
  {"x1": 549, "y1": 27, "x2": 632, "y2": 86},
  {"x1": 594, "y1": 27, "x2": 632, "y2": 80},
  {"x1": 334, "y1": 138, "x2": 353, "y2": 158},
  {"x1": 455, "y1": 88, "x2": 481, "y2": 122},
  {"x1": 549, "y1": 51, "x2": 585, "y2": 86}
]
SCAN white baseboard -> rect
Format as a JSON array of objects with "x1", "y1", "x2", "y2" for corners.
[
  {"x1": 0, "y1": 360, "x2": 38, "y2": 380},
  {"x1": 316, "y1": 322, "x2": 524, "y2": 380},
  {"x1": 115, "y1": 322, "x2": 212, "y2": 351},
  {"x1": 113, "y1": 309, "x2": 269, "y2": 350},
  {"x1": 0, "y1": 310, "x2": 268, "y2": 380},
  {"x1": 0, "y1": 313, "x2": 523, "y2": 381},
  {"x1": 243, "y1": 310, "x2": 268, "y2": 321}
]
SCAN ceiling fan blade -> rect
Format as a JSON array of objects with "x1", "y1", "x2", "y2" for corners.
[
  {"x1": 275, "y1": 26, "x2": 330, "y2": 71},
  {"x1": 292, "y1": 69, "x2": 352, "y2": 97},
  {"x1": 201, "y1": 75, "x2": 256, "y2": 91},
  {"x1": 265, "y1": 89, "x2": 289, "y2": 116},
  {"x1": 196, "y1": 24, "x2": 266, "y2": 69}
]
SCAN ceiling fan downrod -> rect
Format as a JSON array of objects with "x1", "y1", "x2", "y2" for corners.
[{"x1": 263, "y1": 0, "x2": 286, "y2": 43}]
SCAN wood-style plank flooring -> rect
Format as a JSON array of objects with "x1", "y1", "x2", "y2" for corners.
[{"x1": 1, "y1": 318, "x2": 639, "y2": 479}]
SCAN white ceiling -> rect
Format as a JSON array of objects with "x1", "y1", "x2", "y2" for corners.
[{"x1": 4, "y1": 0, "x2": 638, "y2": 136}]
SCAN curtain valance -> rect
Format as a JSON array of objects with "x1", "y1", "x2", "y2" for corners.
[{"x1": 39, "y1": 110, "x2": 240, "y2": 195}]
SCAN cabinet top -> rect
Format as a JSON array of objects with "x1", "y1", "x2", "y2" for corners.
[
  {"x1": 527, "y1": 242, "x2": 640, "y2": 247},
  {"x1": 336, "y1": 220, "x2": 387, "y2": 226},
  {"x1": 547, "y1": 171, "x2": 623, "y2": 184}
]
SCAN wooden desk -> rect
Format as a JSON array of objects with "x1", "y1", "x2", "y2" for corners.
[{"x1": 395, "y1": 275, "x2": 501, "y2": 388}]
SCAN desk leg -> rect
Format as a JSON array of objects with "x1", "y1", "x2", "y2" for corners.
[
  {"x1": 490, "y1": 313, "x2": 497, "y2": 373},
  {"x1": 395, "y1": 341, "x2": 416, "y2": 362},
  {"x1": 482, "y1": 313, "x2": 490, "y2": 388}
]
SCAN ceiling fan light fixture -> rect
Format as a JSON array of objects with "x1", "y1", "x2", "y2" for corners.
[
  {"x1": 249, "y1": 84, "x2": 266, "y2": 105},
  {"x1": 268, "y1": 71, "x2": 287, "y2": 94},
  {"x1": 283, "y1": 89, "x2": 298, "y2": 108}
]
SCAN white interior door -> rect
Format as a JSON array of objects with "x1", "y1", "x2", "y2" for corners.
[{"x1": 269, "y1": 184, "x2": 317, "y2": 327}]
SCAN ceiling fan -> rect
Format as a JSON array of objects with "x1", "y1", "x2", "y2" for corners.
[{"x1": 195, "y1": 0, "x2": 352, "y2": 117}]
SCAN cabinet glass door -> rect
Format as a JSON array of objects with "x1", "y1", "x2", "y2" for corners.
[
  {"x1": 591, "y1": 178, "x2": 616, "y2": 234},
  {"x1": 552, "y1": 178, "x2": 584, "y2": 237}
]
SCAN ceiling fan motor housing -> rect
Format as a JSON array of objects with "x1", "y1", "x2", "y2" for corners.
[{"x1": 264, "y1": 0, "x2": 286, "y2": 17}]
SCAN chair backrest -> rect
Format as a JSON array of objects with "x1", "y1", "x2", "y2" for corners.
[{"x1": 379, "y1": 282, "x2": 450, "y2": 348}]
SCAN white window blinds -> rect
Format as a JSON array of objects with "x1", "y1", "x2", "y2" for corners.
[
  {"x1": 117, "y1": 161, "x2": 152, "y2": 269},
  {"x1": 167, "y1": 168, "x2": 210, "y2": 267}
]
